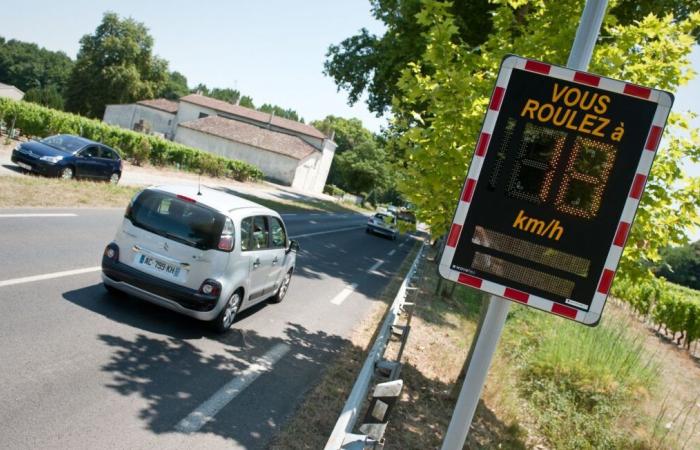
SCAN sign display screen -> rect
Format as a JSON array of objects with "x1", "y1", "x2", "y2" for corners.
[{"x1": 439, "y1": 56, "x2": 673, "y2": 325}]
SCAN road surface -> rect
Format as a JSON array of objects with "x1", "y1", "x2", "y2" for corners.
[{"x1": 0, "y1": 208, "x2": 416, "y2": 449}]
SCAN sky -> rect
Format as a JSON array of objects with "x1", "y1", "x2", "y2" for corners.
[
  {"x1": 1, "y1": 0, "x2": 388, "y2": 131},
  {"x1": 2, "y1": 1, "x2": 699, "y2": 239}
]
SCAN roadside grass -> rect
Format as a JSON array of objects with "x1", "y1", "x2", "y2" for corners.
[
  {"x1": 268, "y1": 240, "x2": 422, "y2": 450},
  {"x1": 0, "y1": 174, "x2": 140, "y2": 208},
  {"x1": 269, "y1": 243, "x2": 693, "y2": 449},
  {"x1": 0, "y1": 174, "x2": 371, "y2": 215}
]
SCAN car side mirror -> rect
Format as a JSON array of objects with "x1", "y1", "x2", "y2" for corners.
[{"x1": 286, "y1": 239, "x2": 300, "y2": 254}]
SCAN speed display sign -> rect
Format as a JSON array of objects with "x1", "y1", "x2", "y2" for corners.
[{"x1": 438, "y1": 55, "x2": 673, "y2": 325}]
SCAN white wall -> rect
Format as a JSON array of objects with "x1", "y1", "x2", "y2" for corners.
[
  {"x1": 104, "y1": 104, "x2": 176, "y2": 138},
  {"x1": 174, "y1": 126, "x2": 300, "y2": 185},
  {"x1": 0, "y1": 87, "x2": 24, "y2": 101},
  {"x1": 312, "y1": 139, "x2": 337, "y2": 193}
]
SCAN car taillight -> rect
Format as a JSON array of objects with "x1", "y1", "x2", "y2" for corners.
[
  {"x1": 218, "y1": 217, "x2": 235, "y2": 251},
  {"x1": 104, "y1": 243, "x2": 119, "y2": 261},
  {"x1": 199, "y1": 279, "x2": 221, "y2": 297}
]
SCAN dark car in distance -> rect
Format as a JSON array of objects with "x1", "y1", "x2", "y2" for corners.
[{"x1": 11, "y1": 134, "x2": 122, "y2": 183}]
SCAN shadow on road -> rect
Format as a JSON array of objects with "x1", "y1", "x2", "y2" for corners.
[{"x1": 95, "y1": 323, "x2": 344, "y2": 447}]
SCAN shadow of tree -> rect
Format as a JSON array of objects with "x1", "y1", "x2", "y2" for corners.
[{"x1": 96, "y1": 322, "x2": 345, "y2": 448}]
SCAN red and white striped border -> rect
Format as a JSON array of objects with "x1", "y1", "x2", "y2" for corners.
[{"x1": 438, "y1": 55, "x2": 673, "y2": 325}]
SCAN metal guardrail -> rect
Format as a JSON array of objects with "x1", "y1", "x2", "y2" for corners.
[{"x1": 325, "y1": 241, "x2": 426, "y2": 450}]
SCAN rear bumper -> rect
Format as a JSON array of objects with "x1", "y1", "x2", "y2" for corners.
[
  {"x1": 101, "y1": 256, "x2": 222, "y2": 321},
  {"x1": 11, "y1": 151, "x2": 62, "y2": 176},
  {"x1": 367, "y1": 224, "x2": 397, "y2": 237}
]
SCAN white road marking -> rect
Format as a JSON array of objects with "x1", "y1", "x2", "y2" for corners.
[
  {"x1": 290, "y1": 226, "x2": 363, "y2": 239},
  {"x1": 368, "y1": 260, "x2": 384, "y2": 273},
  {"x1": 0, "y1": 213, "x2": 77, "y2": 218},
  {"x1": 398, "y1": 242, "x2": 405, "y2": 248},
  {"x1": 0, "y1": 266, "x2": 101, "y2": 288},
  {"x1": 330, "y1": 283, "x2": 358, "y2": 305},
  {"x1": 388, "y1": 249, "x2": 396, "y2": 256},
  {"x1": 175, "y1": 343, "x2": 290, "y2": 434}
]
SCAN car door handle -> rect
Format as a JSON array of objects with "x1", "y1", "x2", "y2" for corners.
[
  {"x1": 272, "y1": 256, "x2": 279, "y2": 265},
  {"x1": 253, "y1": 258, "x2": 261, "y2": 269}
]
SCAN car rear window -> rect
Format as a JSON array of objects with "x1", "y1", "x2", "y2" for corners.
[{"x1": 126, "y1": 190, "x2": 226, "y2": 250}]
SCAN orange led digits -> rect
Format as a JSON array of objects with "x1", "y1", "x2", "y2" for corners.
[
  {"x1": 506, "y1": 123, "x2": 566, "y2": 204},
  {"x1": 554, "y1": 137, "x2": 617, "y2": 219}
]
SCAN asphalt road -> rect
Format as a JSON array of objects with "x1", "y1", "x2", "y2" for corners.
[{"x1": 0, "y1": 208, "x2": 416, "y2": 449}]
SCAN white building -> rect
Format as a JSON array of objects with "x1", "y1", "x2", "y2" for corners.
[
  {"x1": 0, "y1": 82, "x2": 25, "y2": 101},
  {"x1": 104, "y1": 99, "x2": 178, "y2": 139},
  {"x1": 103, "y1": 94, "x2": 336, "y2": 194}
]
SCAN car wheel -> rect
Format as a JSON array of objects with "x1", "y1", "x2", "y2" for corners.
[
  {"x1": 109, "y1": 172, "x2": 120, "y2": 184},
  {"x1": 213, "y1": 291, "x2": 242, "y2": 333},
  {"x1": 60, "y1": 166, "x2": 74, "y2": 180},
  {"x1": 270, "y1": 270, "x2": 293, "y2": 304},
  {"x1": 392, "y1": 233, "x2": 398, "y2": 241},
  {"x1": 366, "y1": 228, "x2": 371, "y2": 234}
]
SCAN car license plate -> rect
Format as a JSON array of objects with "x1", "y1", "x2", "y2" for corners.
[
  {"x1": 137, "y1": 254, "x2": 182, "y2": 279},
  {"x1": 17, "y1": 162, "x2": 32, "y2": 171}
]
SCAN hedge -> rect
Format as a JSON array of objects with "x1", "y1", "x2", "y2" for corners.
[
  {"x1": 613, "y1": 277, "x2": 700, "y2": 349},
  {"x1": 0, "y1": 98, "x2": 263, "y2": 182}
]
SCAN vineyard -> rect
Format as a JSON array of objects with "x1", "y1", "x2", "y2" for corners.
[
  {"x1": 613, "y1": 277, "x2": 700, "y2": 353},
  {"x1": 0, "y1": 98, "x2": 263, "y2": 182}
]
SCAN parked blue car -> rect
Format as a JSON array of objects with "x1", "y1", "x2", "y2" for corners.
[{"x1": 11, "y1": 134, "x2": 123, "y2": 183}]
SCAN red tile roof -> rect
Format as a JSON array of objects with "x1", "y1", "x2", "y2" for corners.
[
  {"x1": 137, "y1": 98, "x2": 179, "y2": 114},
  {"x1": 179, "y1": 94, "x2": 325, "y2": 139},
  {"x1": 178, "y1": 116, "x2": 317, "y2": 161}
]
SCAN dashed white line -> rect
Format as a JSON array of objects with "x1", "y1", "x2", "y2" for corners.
[
  {"x1": 0, "y1": 213, "x2": 77, "y2": 218},
  {"x1": 330, "y1": 283, "x2": 358, "y2": 305},
  {"x1": 174, "y1": 343, "x2": 290, "y2": 433},
  {"x1": 0, "y1": 266, "x2": 101, "y2": 288},
  {"x1": 388, "y1": 249, "x2": 396, "y2": 256},
  {"x1": 368, "y1": 260, "x2": 384, "y2": 272},
  {"x1": 291, "y1": 226, "x2": 364, "y2": 239}
]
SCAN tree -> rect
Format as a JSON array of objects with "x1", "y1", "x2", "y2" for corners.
[
  {"x1": 160, "y1": 71, "x2": 189, "y2": 100},
  {"x1": 325, "y1": 0, "x2": 700, "y2": 116},
  {"x1": 391, "y1": 0, "x2": 700, "y2": 281},
  {"x1": 259, "y1": 104, "x2": 303, "y2": 122},
  {"x1": 24, "y1": 84, "x2": 65, "y2": 110},
  {"x1": 656, "y1": 241, "x2": 700, "y2": 289},
  {"x1": 324, "y1": 0, "x2": 496, "y2": 115},
  {"x1": 65, "y1": 12, "x2": 169, "y2": 118},
  {"x1": 0, "y1": 37, "x2": 74, "y2": 95},
  {"x1": 209, "y1": 87, "x2": 242, "y2": 104}
]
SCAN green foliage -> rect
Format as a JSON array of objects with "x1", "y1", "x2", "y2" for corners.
[
  {"x1": 0, "y1": 98, "x2": 262, "y2": 182},
  {"x1": 390, "y1": 0, "x2": 700, "y2": 282},
  {"x1": 656, "y1": 240, "x2": 700, "y2": 289},
  {"x1": 0, "y1": 36, "x2": 73, "y2": 94},
  {"x1": 323, "y1": 184, "x2": 346, "y2": 197},
  {"x1": 258, "y1": 103, "x2": 303, "y2": 122},
  {"x1": 614, "y1": 277, "x2": 700, "y2": 348},
  {"x1": 502, "y1": 306, "x2": 659, "y2": 449},
  {"x1": 65, "y1": 12, "x2": 169, "y2": 118},
  {"x1": 324, "y1": 0, "x2": 496, "y2": 114},
  {"x1": 160, "y1": 71, "x2": 189, "y2": 100},
  {"x1": 24, "y1": 84, "x2": 65, "y2": 110}
]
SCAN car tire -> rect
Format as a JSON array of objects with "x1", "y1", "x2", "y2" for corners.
[
  {"x1": 109, "y1": 172, "x2": 120, "y2": 184},
  {"x1": 60, "y1": 166, "x2": 74, "y2": 180},
  {"x1": 366, "y1": 228, "x2": 371, "y2": 234},
  {"x1": 212, "y1": 290, "x2": 242, "y2": 333},
  {"x1": 270, "y1": 270, "x2": 293, "y2": 304},
  {"x1": 392, "y1": 233, "x2": 397, "y2": 241}
]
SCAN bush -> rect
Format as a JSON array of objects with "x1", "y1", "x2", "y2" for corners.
[
  {"x1": 0, "y1": 98, "x2": 263, "y2": 182},
  {"x1": 324, "y1": 184, "x2": 346, "y2": 197}
]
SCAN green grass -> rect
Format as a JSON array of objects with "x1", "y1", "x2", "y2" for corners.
[{"x1": 495, "y1": 305, "x2": 660, "y2": 449}]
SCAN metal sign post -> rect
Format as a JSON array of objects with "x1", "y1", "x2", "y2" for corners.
[{"x1": 441, "y1": 1, "x2": 611, "y2": 448}]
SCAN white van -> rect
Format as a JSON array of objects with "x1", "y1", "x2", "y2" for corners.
[{"x1": 101, "y1": 185, "x2": 299, "y2": 332}]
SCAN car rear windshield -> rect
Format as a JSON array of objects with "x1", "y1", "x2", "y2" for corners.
[
  {"x1": 126, "y1": 190, "x2": 226, "y2": 250},
  {"x1": 375, "y1": 213, "x2": 395, "y2": 224}
]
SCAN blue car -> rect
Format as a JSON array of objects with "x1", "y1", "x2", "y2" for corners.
[{"x1": 11, "y1": 134, "x2": 123, "y2": 183}]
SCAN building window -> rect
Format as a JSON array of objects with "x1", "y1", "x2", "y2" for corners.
[{"x1": 198, "y1": 112, "x2": 209, "y2": 119}]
